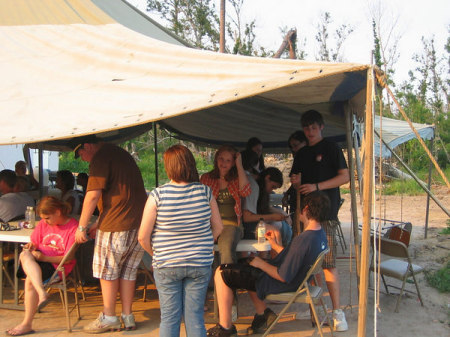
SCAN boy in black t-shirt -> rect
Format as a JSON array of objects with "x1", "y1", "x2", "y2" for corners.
[
  {"x1": 207, "y1": 192, "x2": 329, "y2": 337},
  {"x1": 290, "y1": 110, "x2": 349, "y2": 332}
]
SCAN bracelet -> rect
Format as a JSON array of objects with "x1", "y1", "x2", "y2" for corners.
[{"x1": 316, "y1": 183, "x2": 320, "y2": 191}]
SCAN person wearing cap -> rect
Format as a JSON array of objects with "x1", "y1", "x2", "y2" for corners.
[{"x1": 72, "y1": 136, "x2": 147, "y2": 333}]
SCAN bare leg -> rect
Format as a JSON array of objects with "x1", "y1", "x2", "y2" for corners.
[
  {"x1": 7, "y1": 277, "x2": 39, "y2": 335},
  {"x1": 248, "y1": 291, "x2": 267, "y2": 315},
  {"x1": 323, "y1": 267, "x2": 340, "y2": 309},
  {"x1": 214, "y1": 269, "x2": 234, "y2": 329},
  {"x1": 100, "y1": 279, "x2": 119, "y2": 316},
  {"x1": 19, "y1": 251, "x2": 48, "y2": 304},
  {"x1": 119, "y1": 279, "x2": 136, "y2": 315}
]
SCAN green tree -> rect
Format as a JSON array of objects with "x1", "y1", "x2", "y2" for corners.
[{"x1": 314, "y1": 12, "x2": 353, "y2": 62}]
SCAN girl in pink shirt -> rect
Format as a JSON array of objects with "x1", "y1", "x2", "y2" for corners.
[{"x1": 7, "y1": 196, "x2": 78, "y2": 336}]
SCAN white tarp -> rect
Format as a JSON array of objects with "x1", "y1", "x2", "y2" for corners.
[
  {"x1": 0, "y1": 0, "x2": 375, "y2": 152},
  {"x1": 374, "y1": 116, "x2": 435, "y2": 157}
]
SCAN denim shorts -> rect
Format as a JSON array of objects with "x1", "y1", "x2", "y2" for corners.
[{"x1": 219, "y1": 263, "x2": 263, "y2": 291}]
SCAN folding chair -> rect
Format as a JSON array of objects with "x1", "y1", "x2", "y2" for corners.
[
  {"x1": 44, "y1": 242, "x2": 83, "y2": 332},
  {"x1": 335, "y1": 199, "x2": 347, "y2": 253},
  {"x1": 370, "y1": 236, "x2": 424, "y2": 313},
  {"x1": 138, "y1": 251, "x2": 155, "y2": 302},
  {"x1": 263, "y1": 248, "x2": 333, "y2": 337}
]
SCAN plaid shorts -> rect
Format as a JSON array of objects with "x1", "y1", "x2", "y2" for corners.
[
  {"x1": 93, "y1": 229, "x2": 144, "y2": 281},
  {"x1": 321, "y1": 220, "x2": 338, "y2": 269}
]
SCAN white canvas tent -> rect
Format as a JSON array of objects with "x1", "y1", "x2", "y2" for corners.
[
  {"x1": 0, "y1": 0, "x2": 374, "y2": 152},
  {"x1": 0, "y1": 1, "x2": 388, "y2": 336}
]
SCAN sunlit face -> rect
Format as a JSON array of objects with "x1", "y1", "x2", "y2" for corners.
[
  {"x1": 251, "y1": 144, "x2": 263, "y2": 158},
  {"x1": 39, "y1": 210, "x2": 61, "y2": 226},
  {"x1": 303, "y1": 123, "x2": 324, "y2": 146},
  {"x1": 264, "y1": 175, "x2": 281, "y2": 193},
  {"x1": 289, "y1": 139, "x2": 307, "y2": 155},
  {"x1": 217, "y1": 151, "x2": 235, "y2": 176}
]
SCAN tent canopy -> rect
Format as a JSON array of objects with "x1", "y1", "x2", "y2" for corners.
[
  {"x1": 0, "y1": 0, "x2": 378, "y2": 152},
  {"x1": 374, "y1": 116, "x2": 435, "y2": 158}
]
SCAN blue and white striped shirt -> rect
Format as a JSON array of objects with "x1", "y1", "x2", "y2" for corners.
[{"x1": 151, "y1": 182, "x2": 214, "y2": 268}]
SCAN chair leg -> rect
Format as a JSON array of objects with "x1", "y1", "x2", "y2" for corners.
[
  {"x1": 62, "y1": 282, "x2": 71, "y2": 332},
  {"x1": 411, "y1": 273, "x2": 424, "y2": 307},
  {"x1": 262, "y1": 296, "x2": 297, "y2": 337},
  {"x1": 381, "y1": 275, "x2": 389, "y2": 294},
  {"x1": 72, "y1": 279, "x2": 81, "y2": 320},
  {"x1": 309, "y1": 300, "x2": 325, "y2": 337},
  {"x1": 319, "y1": 297, "x2": 334, "y2": 336},
  {"x1": 75, "y1": 265, "x2": 86, "y2": 301},
  {"x1": 394, "y1": 277, "x2": 408, "y2": 313}
]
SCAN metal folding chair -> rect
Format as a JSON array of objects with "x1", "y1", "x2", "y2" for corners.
[
  {"x1": 263, "y1": 248, "x2": 333, "y2": 337},
  {"x1": 370, "y1": 236, "x2": 424, "y2": 312}
]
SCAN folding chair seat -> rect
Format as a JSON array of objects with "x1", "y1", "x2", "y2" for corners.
[
  {"x1": 44, "y1": 242, "x2": 83, "y2": 332},
  {"x1": 370, "y1": 236, "x2": 424, "y2": 312},
  {"x1": 263, "y1": 248, "x2": 333, "y2": 337}
]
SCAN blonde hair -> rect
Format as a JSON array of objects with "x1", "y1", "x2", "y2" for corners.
[{"x1": 37, "y1": 196, "x2": 71, "y2": 216}]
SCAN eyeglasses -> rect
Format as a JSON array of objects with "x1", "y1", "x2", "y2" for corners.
[{"x1": 0, "y1": 223, "x2": 19, "y2": 231}]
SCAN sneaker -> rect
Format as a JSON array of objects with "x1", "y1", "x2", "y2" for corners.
[
  {"x1": 207, "y1": 324, "x2": 237, "y2": 337},
  {"x1": 121, "y1": 313, "x2": 136, "y2": 331},
  {"x1": 83, "y1": 312, "x2": 121, "y2": 334},
  {"x1": 246, "y1": 308, "x2": 277, "y2": 335},
  {"x1": 332, "y1": 309, "x2": 348, "y2": 332}
]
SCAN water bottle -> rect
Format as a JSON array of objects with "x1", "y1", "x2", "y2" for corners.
[
  {"x1": 25, "y1": 206, "x2": 35, "y2": 229},
  {"x1": 257, "y1": 218, "x2": 266, "y2": 244}
]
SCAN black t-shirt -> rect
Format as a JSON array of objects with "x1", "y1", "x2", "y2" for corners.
[{"x1": 290, "y1": 138, "x2": 347, "y2": 220}]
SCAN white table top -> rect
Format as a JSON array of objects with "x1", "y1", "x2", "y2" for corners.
[
  {"x1": 0, "y1": 227, "x2": 32, "y2": 243},
  {"x1": 215, "y1": 239, "x2": 271, "y2": 252}
]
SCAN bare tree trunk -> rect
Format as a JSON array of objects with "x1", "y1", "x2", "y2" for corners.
[
  {"x1": 274, "y1": 28, "x2": 297, "y2": 59},
  {"x1": 219, "y1": 0, "x2": 225, "y2": 53}
]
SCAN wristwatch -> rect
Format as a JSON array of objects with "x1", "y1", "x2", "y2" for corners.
[{"x1": 77, "y1": 225, "x2": 87, "y2": 232}]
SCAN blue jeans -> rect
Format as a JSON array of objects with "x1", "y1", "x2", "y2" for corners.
[{"x1": 154, "y1": 265, "x2": 212, "y2": 337}]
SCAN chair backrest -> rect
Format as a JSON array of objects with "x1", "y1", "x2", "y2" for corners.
[
  {"x1": 372, "y1": 236, "x2": 409, "y2": 259},
  {"x1": 46, "y1": 242, "x2": 80, "y2": 285},
  {"x1": 295, "y1": 247, "x2": 330, "y2": 293}
]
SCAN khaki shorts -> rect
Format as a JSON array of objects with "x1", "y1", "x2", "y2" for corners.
[
  {"x1": 93, "y1": 229, "x2": 144, "y2": 281},
  {"x1": 321, "y1": 220, "x2": 338, "y2": 269}
]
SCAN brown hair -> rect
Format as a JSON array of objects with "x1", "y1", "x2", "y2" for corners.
[
  {"x1": 37, "y1": 196, "x2": 71, "y2": 217},
  {"x1": 163, "y1": 145, "x2": 199, "y2": 183},
  {"x1": 208, "y1": 145, "x2": 238, "y2": 181}
]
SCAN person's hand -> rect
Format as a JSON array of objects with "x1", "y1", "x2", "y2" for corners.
[
  {"x1": 290, "y1": 174, "x2": 301, "y2": 189},
  {"x1": 31, "y1": 250, "x2": 44, "y2": 261},
  {"x1": 22, "y1": 242, "x2": 35, "y2": 251},
  {"x1": 265, "y1": 230, "x2": 277, "y2": 245},
  {"x1": 299, "y1": 183, "x2": 317, "y2": 195},
  {"x1": 75, "y1": 229, "x2": 88, "y2": 244}
]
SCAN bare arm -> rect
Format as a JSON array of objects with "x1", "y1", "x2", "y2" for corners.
[
  {"x1": 250, "y1": 256, "x2": 285, "y2": 283},
  {"x1": 138, "y1": 196, "x2": 157, "y2": 256},
  {"x1": 75, "y1": 189, "x2": 101, "y2": 243},
  {"x1": 299, "y1": 168, "x2": 349, "y2": 195},
  {"x1": 209, "y1": 198, "x2": 223, "y2": 241},
  {"x1": 235, "y1": 152, "x2": 250, "y2": 191},
  {"x1": 243, "y1": 209, "x2": 288, "y2": 223}
]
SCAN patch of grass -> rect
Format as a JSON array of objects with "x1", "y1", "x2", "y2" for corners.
[
  {"x1": 439, "y1": 219, "x2": 450, "y2": 235},
  {"x1": 383, "y1": 179, "x2": 425, "y2": 195},
  {"x1": 425, "y1": 260, "x2": 450, "y2": 293}
]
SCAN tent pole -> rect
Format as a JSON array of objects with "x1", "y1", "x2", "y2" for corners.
[
  {"x1": 38, "y1": 144, "x2": 44, "y2": 199},
  {"x1": 377, "y1": 131, "x2": 449, "y2": 217},
  {"x1": 357, "y1": 67, "x2": 375, "y2": 337},
  {"x1": 153, "y1": 123, "x2": 159, "y2": 188},
  {"x1": 345, "y1": 109, "x2": 360, "y2": 280},
  {"x1": 424, "y1": 138, "x2": 434, "y2": 238},
  {"x1": 353, "y1": 121, "x2": 364, "y2": 203}
]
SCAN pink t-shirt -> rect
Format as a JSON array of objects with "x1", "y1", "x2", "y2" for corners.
[{"x1": 30, "y1": 217, "x2": 78, "y2": 276}]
